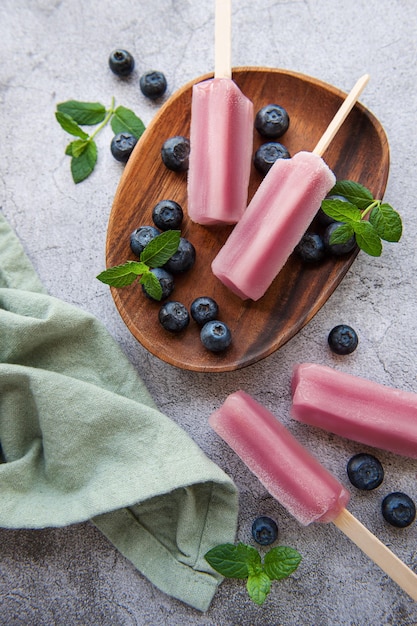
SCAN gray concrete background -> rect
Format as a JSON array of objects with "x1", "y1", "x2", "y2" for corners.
[{"x1": 1, "y1": 0, "x2": 417, "y2": 624}]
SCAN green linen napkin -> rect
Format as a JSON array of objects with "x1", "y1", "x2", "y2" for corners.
[{"x1": 0, "y1": 212, "x2": 239, "y2": 612}]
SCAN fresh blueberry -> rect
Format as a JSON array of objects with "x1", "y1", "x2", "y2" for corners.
[
  {"x1": 110, "y1": 132, "x2": 138, "y2": 163},
  {"x1": 295, "y1": 232, "x2": 326, "y2": 263},
  {"x1": 108, "y1": 49, "x2": 135, "y2": 77},
  {"x1": 130, "y1": 226, "x2": 160, "y2": 257},
  {"x1": 190, "y1": 297, "x2": 219, "y2": 326},
  {"x1": 200, "y1": 320, "x2": 232, "y2": 352},
  {"x1": 255, "y1": 104, "x2": 290, "y2": 139},
  {"x1": 347, "y1": 453, "x2": 384, "y2": 490},
  {"x1": 164, "y1": 237, "x2": 196, "y2": 274},
  {"x1": 251, "y1": 516, "x2": 278, "y2": 546},
  {"x1": 328, "y1": 324, "x2": 358, "y2": 355},
  {"x1": 253, "y1": 142, "x2": 290, "y2": 175},
  {"x1": 152, "y1": 199, "x2": 184, "y2": 230},
  {"x1": 161, "y1": 136, "x2": 190, "y2": 172},
  {"x1": 382, "y1": 492, "x2": 416, "y2": 528},
  {"x1": 159, "y1": 301, "x2": 190, "y2": 332},
  {"x1": 142, "y1": 267, "x2": 175, "y2": 301},
  {"x1": 140, "y1": 70, "x2": 167, "y2": 100},
  {"x1": 324, "y1": 221, "x2": 357, "y2": 256},
  {"x1": 317, "y1": 194, "x2": 350, "y2": 226}
]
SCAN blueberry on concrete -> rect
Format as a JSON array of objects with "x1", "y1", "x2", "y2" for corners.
[
  {"x1": 200, "y1": 320, "x2": 231, "y2": 352},
  {"x1": 161, "y1": 136, "x2": 190, "y2": 172},
  {"x1": 108, "y1": 49, "x2": 135, "y2": 77},
  {"x1": 253, "y1": 142, "x2": 290, "y2": 175},
  {"x1": 164, "y1": 237, "x2": 196, "y2": 274},
  {"x1": 255, "y1": 104, "x2": 289, "y2": 139},
  {"x1": 382, "y1": 492, "x2": 416, "y2": 528},
  {"x1": 190, "y1": 297, "x2": 219, "y2": 326},
  {"x1": 140, "y1": 70, "x2": 167, "y2": 99},
  {"x1": 130, "y1": 226, "x2": 160, "y2": 257},
  {"x1": 347, "y1": 453, "x2": 384, "y2": 490},
  {"x1": 251, "y1": 516, "x2": 278, "y2": 545},
  {"x1": 328, "y1": 324, "x2": 358, "y2": 355},
  {"x1": 152, "y1": 200, "x2": 184, "y2": 230},
  {"x1": 142, "y1": 267, "x2": 175, "y2": 301},
  {"x1": 159, "y1": 301, "x2": 190, "y2": 332},
  {"x1": 111, "y1": 132, "x2": 138, "y2": 163},
  {"x1": 295, "y1": 232, "x2": 325, "y2": 263},
  {"x1": 323, "y1": 222, "x2": 357, "y2": 256}
]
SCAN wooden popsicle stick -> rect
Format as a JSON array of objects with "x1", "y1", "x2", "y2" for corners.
[
  {"x1": 214, "y1": 0, "x2": 232, "y2": 79},
  {"x1": 313, "y1": 74, "x2": 370, "y2": 157},
  {"x1": 333, "y1": 508, "x2": 417, "y2": 601}
]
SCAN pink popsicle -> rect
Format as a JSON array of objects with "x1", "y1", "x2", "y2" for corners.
[
  {"x1": 291, "y1": 362, "x2": 417, "y2": 459},
  {"x1": 211, "y1": 151, "x2": 335, "y2": 299},
  {"x1": 209, "y1": 389, "x2": 350, "y2": 525}
]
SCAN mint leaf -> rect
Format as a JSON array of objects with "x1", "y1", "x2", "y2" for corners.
[
  {"x1": 330, "y1": 180, "x2": 374, "y2": 210},
  {"x1": 70, "y1": 140, "x2": 97, "y2": 183},
  {"x1": 320, "y1": 199, "x2": 361, "y2": 223},
  {"x1": 55, "y1": 112, "x2": 90, "y2": 139},
  {"x1": 204, "y1": 543, "x2": 257, "y2": 579},
  {"x1": 264, "y1": 546, "x2": 302, "y2": 580},
  {"x1": 57, "y1": 100, "x2": 106, "y2": 125},
  {"x1": 140, "y1": 230, "x2": 181, "y2": 267},
  {"x1": 351, "y1": 220, "x2": 382, "y2": 256},
  {"x1": 139, "y1": 270, "x2": 163, "y2": 301},
  {"x1": 111, "y1": 105, "x2": 146, "y2": 139},
  {"x1": 246, "y1": 571, "x2": 271, "y2": 606},
  {"x1": 66, "y1": 139, "x2": 90, "y2": 158},
  {"x1": 97, "y1": 260, "x2": 148, "y2": 287},
  {"x1": 370, "y1": 203, "x2": 402, "y2": 242},
  {"x1": 329, "y1": 222, "x2": 355, "y2": 245}
]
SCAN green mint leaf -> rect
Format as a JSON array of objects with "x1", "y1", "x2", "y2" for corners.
[
  {"x1": 97, "y1": 260, "x2": 148, "y2": 287},
  {"x1": 204, "y1": 543, "x2": 259, "y2": 579},
  {"x1": 139, "y1": 270, "x2": 163, "y2": 301},
  {"x1": 67, "y1": 139, "x2": 90, "y2": 158},
  {"x1": 351, "y1": 220, "x2": 382, "y2": 256},
  {"x1": 111, "y1": 105, "x2": 146, "y2": 139},
  {"x1": 370, "y1": 203, "x2": 403, "y2": 242},
  {"x1": 264, "y1": 546, "x2": 302, "y2": 581},
  {"x1": 330, "y1": 180, "x2": 374, "y2": 209},
  {"x1": 70, "y1": 140, "x2": 98, "y2": 183},
  {"x1": 321, "y1": 199, "x2": 361, "y2": 223},
  {"x1": 329, "y1": 222, "x2": 355, "y2": 245},
  {"x1": 140, "y1": 230, "x2": 181, "y2": 268},
  {"x1": 246, "y1": 571, "x2": 271, "y2": 606},
  {"x1": 57, "y1": 100, "x2": 106, "y2": 125},
  {"x1": 55, "y1": 111, "x2": 89, "y2": 139}
]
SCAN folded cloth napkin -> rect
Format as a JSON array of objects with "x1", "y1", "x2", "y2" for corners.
[{"x1": 0, "y1": 212, "x2": 238, "y2": 612}]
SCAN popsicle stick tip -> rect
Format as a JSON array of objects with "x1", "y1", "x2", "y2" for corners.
[{"x1": 214, "y1": 0, "x2": 232, "y2": 79}]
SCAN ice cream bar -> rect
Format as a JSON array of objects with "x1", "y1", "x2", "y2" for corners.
[
  {"x1": 209, "y1": 389, "x2": 350, "y2": 525},
  {"x1": 291, "y1": 362, "x2": 417, "y2": 459},
  {"x1": 211, "y1": 151, "x2": 336, "y2": 299},
  {"x1": 187, "y1": 0, "x2": 254, "y2": 225}
]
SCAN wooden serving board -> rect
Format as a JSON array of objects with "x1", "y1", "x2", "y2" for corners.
[{"x1": 106, "y1": 67, "x2": 390, "y2": 372}]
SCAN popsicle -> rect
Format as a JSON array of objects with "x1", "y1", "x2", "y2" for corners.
[
  {"x1": 211, "y1": 74, "x2": 369, "y2": 300},
  {"x1": 209, "y1": 390, "x2": 417, "y2": 601},
  {"x1": 187, "y1": 0, "x2": 254, "y2": 225},
  {"x1": 291, "y1": 362, "x2": 417, "y2": 459}
]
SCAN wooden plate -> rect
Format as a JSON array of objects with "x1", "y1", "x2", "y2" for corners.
[{"x1": 106, "y1": 67, "x2": 389, "y2": 372}]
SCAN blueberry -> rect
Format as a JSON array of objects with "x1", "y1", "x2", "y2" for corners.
[
  {"x1": 190, "y1": 297, "x2": 219, "y2": 326},
  {"x1": 159, "y1": 301, "x2": 190, "y2": 332},
  {"x1": 140, "y1": 70, "x2": 167, "y2": 100},
  {"x1": 317, "y1": 194, "x2": 350, "y2": 226},
  {"x1": 164, "y1": 237, "x2": 196, "y2": 274},
  {"x1": 295, "y1": 232, "x2": 325, "y2": 263},
  {"x1": 142, "y1": 267, "x2": 174, "y2": 301},
  {"x1": 161, "y1": 136, "x2": 190, "y2": 172},
  {"x1": 152, "y1": 199, "x2": 183, "y2": 230},
  {"x1": 382, "y1": 492, "x2": 416, "y2": 528},
  {"x1": 328, "y1": 324, "x2": 358, "y2": 355},
  {"x1": 253, "y1": 142, "x2": 290, "y2": 175},
  {"x1": 323, "y1": 221, "x2": 357, "y2": 256},
  {"x1": 130, "y1": 226, "x2": 160, "y2": 257},
  {"x1": 110, "y1": 132, "x2": 138, "y2": 163},
  {"x1": 251, "y1": 516, "x2": 278, "y2": 546},
  {"x1": 200, "y1": 320, "x2": 232, "y2": 352},
  {"x1": 255, "y1": 104, "x2": 290, "y2": 139},
  {"x1": 347, "y1": 453, "x2": 384, "y2": 490},
  {"x1": 108, "y1": 49, "x2": 135, "y2": 77}
]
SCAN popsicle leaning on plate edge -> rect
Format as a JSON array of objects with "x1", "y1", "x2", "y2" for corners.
[
  {"x1": 211, "y1": 74, "x2": 370, "y2": 300},
  {"x1": 187, "y1": 0, "x2": 254, "y2": 225},
  {"x1": 209, "y1": 390, "x2": 417, "y2": 601}
]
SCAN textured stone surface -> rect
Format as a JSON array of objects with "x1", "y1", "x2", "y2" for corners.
[{"x1": 1, "y1": 0, "x2": 417, "y2": 624}]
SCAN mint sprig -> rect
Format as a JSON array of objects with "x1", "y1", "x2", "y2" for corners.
[
  {"x1": 321, "y1": 180, "x2": 402, "y2": 257},
  {"x1": 55, "y1": 98, "x2": 145, "y2": 183},
  {"x1": 205, "y1": 542, "x2": 302, "y2": 606},
  {"x1": 96, "y1": 230, "x2": 180, "y2": 300}
]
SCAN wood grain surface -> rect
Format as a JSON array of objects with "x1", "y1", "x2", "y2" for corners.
[{"x1": 106, "y1": 67, "x2": 390, "y2": 372}]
